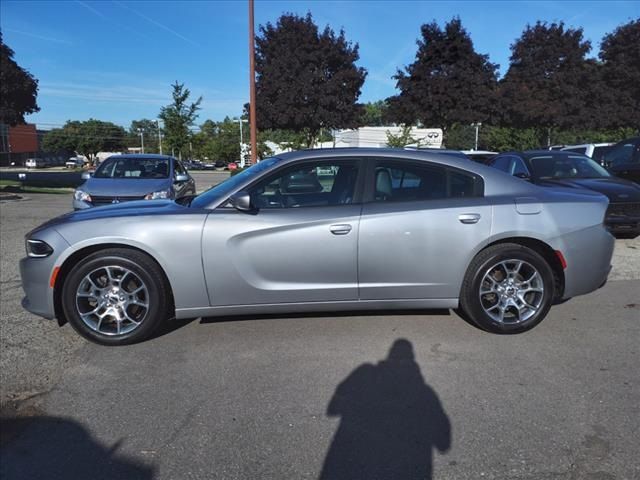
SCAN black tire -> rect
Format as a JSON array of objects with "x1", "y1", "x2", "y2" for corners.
[
  {"x1": 61, "y1": 248, "x2": 171, "y2": 345},
  {"x1": 460, "y1": 243, "x2": 555, "y2": 334}
]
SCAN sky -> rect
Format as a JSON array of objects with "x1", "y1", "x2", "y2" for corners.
[{"x1": 1, "y1": 0, "x2": 638, "y2": 130}]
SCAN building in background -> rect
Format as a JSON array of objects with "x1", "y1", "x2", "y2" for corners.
[{"x1": 323, "y1": 127, "x2": 444, "y2": 149}]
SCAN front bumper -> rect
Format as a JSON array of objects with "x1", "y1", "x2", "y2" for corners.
[{"x1": 19, "y1": 229, "x2": 70, "y2": 320}]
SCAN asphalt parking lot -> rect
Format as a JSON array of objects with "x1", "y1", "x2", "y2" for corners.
[{"x1": 1, "y1": 181, "x2": 638, "y2": 479}]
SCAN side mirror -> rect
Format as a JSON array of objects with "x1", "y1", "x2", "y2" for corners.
[
  {"x1": 175, "y1": 173, "x2": 189, "y2": 182},
  {"x1": 81, "y1": 172, "x2": 92, "y2": 180},
  {"x1": 228, "y1": 191, "x2": 253, "y2": 212},
  {"x1": 513, "y1": 172, "x2": 531, "y2": 181}
]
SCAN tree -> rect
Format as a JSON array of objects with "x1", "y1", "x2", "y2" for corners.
[
  {"x1": 390, "y1": 17, "x2": 498, "y2": 132},
  {"x1": 360, "y1": 100, "x2": 391, "y2": 126},
  {"x1": 255, "y1": 13, "x2": 367, "y2": 147},
  {"x1": 0, "y1": 32, "x2": 39, "y2": 125},
  {"x1": 128, "y1": 119, "x2": 159, "y2": 153},
  {"x1": 498, "y1": 22, "x2": 592, "y2": 138},
  {"x1": 42, "y1": 120, "x2": 126, "y2": 157},
  {"x1": 599, "y1": 19, "x2": 640, "y2": 128},
  {"x1": 159, "y1": 82, "x2": 202, "y2": 158},
  {"x1": 385, "y1": 126, "x2": 418, "y2": 148}
]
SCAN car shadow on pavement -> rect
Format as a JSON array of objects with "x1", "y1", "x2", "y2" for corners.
[
  {"x1": 0, "y1": 415, "x2": 154, "y2": 480},
  {"x1": 319, "y1": 339, "x2": 451, "y2": 480}
]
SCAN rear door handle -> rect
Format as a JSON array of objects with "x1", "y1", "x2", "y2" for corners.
[
  {"x1": 458, "y1": 213, "x2": 481, "y2": 224},
  {"x1": 330, "y1": 224, "x2": 352, "y2": 235}
]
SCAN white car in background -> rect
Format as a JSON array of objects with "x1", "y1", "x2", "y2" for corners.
[
  {"x1": 25, "y1": 158, "x2": 46, "y2": 169},
  {"x1": 65, "y1": 157, "x2": 85, "y2": 168},
  {"x1": 561, "y1": 143, "x2": 615, "y2": 164}
]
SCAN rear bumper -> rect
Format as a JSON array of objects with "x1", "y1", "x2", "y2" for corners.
[{"x1": 558, "y1": 225, "x2": 615, "y2": 299}]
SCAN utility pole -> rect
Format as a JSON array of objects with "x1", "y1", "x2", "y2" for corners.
[
  {"x1": 249, "y1": 0, "x2": 258, "y2": 164},
  {"x1": 138, "y1": 128, "x2": 145, "y2": 154},
  {"x1": 157, "y1": 119, "x2": 163, "y2": 155},
  {"x1": 471, "y1": 122, "x2": 482, "y2": 151}
]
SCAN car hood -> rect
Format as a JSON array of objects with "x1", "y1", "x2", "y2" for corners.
[
  {"x1": 30, "y1": 200, "x2": 189, "y2": 236},
  {"x1": 80, "y1": 177, "x2": 170, "y2": 196},
  {"x1": 537, "y1": 177, "x2": 640, "y2": 202}
]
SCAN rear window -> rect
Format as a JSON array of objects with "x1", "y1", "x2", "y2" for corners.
[{"x1": 374, "y1": 161, "x2": 483, "y2": 202}]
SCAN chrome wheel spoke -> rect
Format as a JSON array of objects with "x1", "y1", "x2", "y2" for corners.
[
  {"x1": 75, "y1": 265, "x2": 149, "y2": 336},
  {"x1": 479, "y1": 259, "x2": 545, "y2": 325}
]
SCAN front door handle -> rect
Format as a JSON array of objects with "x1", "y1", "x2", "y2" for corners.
[
  {"x1": 330, "y1": 224, "x2": 352, "y2": 235},
  {"x1": 458, "y1": 213, "x2": 481, "y2": 224}
]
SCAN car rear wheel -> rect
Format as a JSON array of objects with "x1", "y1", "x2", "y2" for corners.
[
  {"x1": 460, "y1": 243, "x2": 555, "y2": 334},
  {"x1": 61, "y1": 248, "x2": 170, "y2": 345}
]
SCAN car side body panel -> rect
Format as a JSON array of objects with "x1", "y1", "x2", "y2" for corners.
[
  {"x1": 19, "y1": 148, "x2": 615, "y2": 326},
  {"x1": 201, "y1": 206, "x2": 362, "y2": 306}
]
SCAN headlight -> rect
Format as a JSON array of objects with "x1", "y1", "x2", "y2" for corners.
[
  {"x1": 144, "y1": 189, "x2": 171, "y2": 200},
  {"x1": 26, "y1": 239, "x2": 53, "y2": 258},
  {"x1": 74, "y1": 189, "x2": 92, "y2": 202}
]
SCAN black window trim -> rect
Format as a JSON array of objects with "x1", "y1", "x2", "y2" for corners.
[{"x1": 362, "y1": 157, "x2": 484, "y2": 204}]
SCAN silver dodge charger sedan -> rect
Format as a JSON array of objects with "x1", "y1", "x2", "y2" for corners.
[{"x1": 20, "y1": 148, "x2": 614, "y2": 345}]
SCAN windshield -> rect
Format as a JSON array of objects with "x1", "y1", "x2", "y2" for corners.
[
  {"x1": 94, "y1": 157, "x2": 170, "y2": 179},
  {"x1": 529, "y1": 154, "x2": 610, "y2": 179},
  {"x1": 190, "y1": 157, "x2": 283, "y2": 208}
]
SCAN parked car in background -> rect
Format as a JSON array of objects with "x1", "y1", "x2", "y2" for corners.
[
  {"x1": 21, "y1": 148, "x2": 614, "y2": 345},
  {"x1": 65, "y1": 157, "x2": 85, "y2": 169},
  {"x1": 183, "y1": 160, "x2": 204, "y2": 170},
  {"x1": 25, "y1": 158, "x2": 46, "y2": 169},
  {"x1": 462, "y1": 150, "x2": 498, "y2": 164},
  {"x1": 73, "y1": 154, "x2": 196, "y2": 209},
  {"x1": 488, "y1": 150, "x2": 640, "y2": 238},
  {"x1": 601, "y1": 137, "x2": 640, "y2": 184},
  {"x1": 561, "y1": 143, "x2": 614, "y2": 164}
]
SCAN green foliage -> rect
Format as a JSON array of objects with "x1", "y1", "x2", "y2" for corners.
[
  {"x1": 128, "y1": 119, "x2": 160, "y2": 153},
  {"x1": 483, "y1": 126, "x2": 543, "y2": 152},
  {"x1": 255, "y1": 13, "x2": 367, "y2": 147},
  {"x1": 360, "y1": 100, "x2": 391, "y2": 126},
  {"x1": 41, "y1": 119, "x2": 127, "y2": 156},
  {"x1": 390, "y1": 17, "x2": 498, "y2": 130},
  {"x1": 159, "y1": 82, "x2": 202, "y2": 158},
  {"x1": 0, "y1": 32, "x2": 39, "y2": 125},
  {"x1": 385, "y1": 126, "x2": 418, "y2": 148},
  {"x1": 190, "y1": 117, "x2": 273, "y2": 163}
]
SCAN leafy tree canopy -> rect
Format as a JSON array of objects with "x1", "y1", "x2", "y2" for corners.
[
  {"x1": 360, "y1": 100, "x2": 392, "y2": 127},
  {"x1": 255, "y1": 12, "x2": 367, "y2": 147},
  {"x1": 41, "y1": 119, "x2": 126, "y2": 156},
  {"x1": 159, "y1": 82, "x2": 202, "y2": 156},
  {"x1": 390, "y1": 17, "x2": 498, "y2": 131},
  {"x1": 499, "y1": 21, "x2": 592, "y2": 130},
  {"x1": 0, "y1": 32, "x2": 39, "y2": 125},
  {"x1": 599, "y1": 19, "x2": 640, "y2": 128}
]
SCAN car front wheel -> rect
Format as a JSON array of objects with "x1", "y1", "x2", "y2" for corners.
[
  {"x1": 61, "y1": 248, "x2": 170, "y2": 345},
  {"x1": 460, "y1": 243, "x2": 555, "y2": 334}
]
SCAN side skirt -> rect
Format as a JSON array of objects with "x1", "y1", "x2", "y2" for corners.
[{"x1": 174, "y1": 298, "x2": 459, "y2": 320}]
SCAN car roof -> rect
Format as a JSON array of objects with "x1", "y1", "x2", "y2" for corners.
[
  {"x1": 497, "y1": 150, "x2": 591, "y2": 160},
  {"x1": 275, "y1": 147, "x2": 475, "y2": 168}
]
